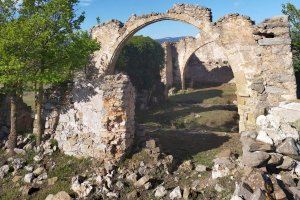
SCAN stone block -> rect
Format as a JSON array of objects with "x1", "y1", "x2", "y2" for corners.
[{"x1": 258, "y1": 38, "x2": 291, "y2": 46}]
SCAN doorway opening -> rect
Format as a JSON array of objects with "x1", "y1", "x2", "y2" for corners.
[{"x1": 113, "y1": 20, "x2": 241, "y2": 169}]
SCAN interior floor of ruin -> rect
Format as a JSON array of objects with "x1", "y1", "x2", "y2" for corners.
[{"x1": 136, "y1": 83, "x2": 242, "y2": 167}]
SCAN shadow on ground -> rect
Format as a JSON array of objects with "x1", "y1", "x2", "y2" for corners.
[
  {"x1": 135, "y1": 84, "x2": 240, "y2": 167},
  {"x1": 148, "y1": 129, "x2": 230, "y2": 164},
  {"x1": 168, "y1": 89, "x2": 223, "y2": 104}
]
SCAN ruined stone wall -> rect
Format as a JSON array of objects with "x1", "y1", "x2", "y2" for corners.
[
  {"x1": 47, "y1": 4, "x2": 297, "y2": 161},
  {"x1": 253, "y1": 16, "x2": 297, "y2": 104},
  {"x1": 46, "y1": 74, "x2": 135, "y2": 162},
  {"x1": 164, "y1": 14, "x2": 296, "y2": 132},
  {"x1": 161, "y1": 42, "x2": 173, "y2": 89},
  {"x1": 164, "y1": 38, "x2": 234, "y2": 88},
  {"x1": 240, "y1": 102, "x2": 300, "y2": 190},
  {"x1": 189, "y1": 40, "x2": 234, "y2": 86},
  {"x1": 216, "y1": 14, "x2": 296, "y2": 131},
  {"x1": 184, "y1": 55, "x2": 234, "y2": 88},
  {"x1": 170, "y1": 43, "x2": 181, "y2": 88}
]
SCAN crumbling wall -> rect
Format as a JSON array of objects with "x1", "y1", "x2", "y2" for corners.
[
  {"x1": 48, "y1": 74, "x2": 135, "y2": 162},
  {"x1": 164, "y1": 38, "x2": 233, "y2": 88},
  {"x1": 239, "y1": 102, "x2": 300, "y2": 195},
  {"x1": 159, "y1": 14, "x2": 296, "y2": 132},
  {"x1": 189, "y1": 40, "x2": 233, "y2": 86},
  {"x1": 215, "y1": 14, "x2": 296, "y2": 131},
  {"x1": 184, "y1": 54, "x2": 233, "y2": 87},
  {"x1": 48, "y1": 4, "x2": 297, "y2": 162},
  {"x1": 254, "y1": 16, "x2": 297, "y2": 104},
  {"x1": 161, "y1": 42, "x2": 173, "y2": 90}
]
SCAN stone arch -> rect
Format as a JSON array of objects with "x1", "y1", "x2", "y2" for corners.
[
  {"x1": 48, "y1": 4, "x2": 297, "y2": 161},
  {"x1": 177, "y1": 36, "x2": 220, "y2": 90},
  {"x1": 91, "y1": 4, "x2": 214, "y2": 76}
]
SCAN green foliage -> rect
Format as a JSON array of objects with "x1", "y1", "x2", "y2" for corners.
[
  {"x1": 0, "y1": 0, "x2": 100, "y2": 94},
  {"x1": 0, "y1": 0, "x2": 17, "y2": 24},
  {"x1": 116, "y1": 36, "x2": 164, "y2": 92},
  {"x1": 282, "y1": 3, "x2": 300, "y2": 72},
  {"x1": 50, "y1": 138, "x2": 58, "y2": 148},
  {"x1": 0, "y1": 1, "x2": 24, "y2": 94},
  {"x1": 19, "y1": 0, "x2": 99, "y2": 88}
]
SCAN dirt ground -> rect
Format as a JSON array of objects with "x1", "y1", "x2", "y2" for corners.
[
  {"x1": 0, "y1": 83, "x2": 242, "y2": 200},
  {"x1": 137, "y1": 83, "x2": 242, "y2": 167}
]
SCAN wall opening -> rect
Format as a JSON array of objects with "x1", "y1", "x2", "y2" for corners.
[
  {"x1": 184, "y1": 53, "x2": 234, "y2": 89},
  {"x1": 113, "y1": 20, "x2": 241, "y2": 167}
]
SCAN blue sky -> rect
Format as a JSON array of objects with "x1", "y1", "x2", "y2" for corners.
[{"x1": 78, "y1": 0, "x2": 300, "y2": 39}]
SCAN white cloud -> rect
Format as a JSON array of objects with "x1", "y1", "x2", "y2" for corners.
[
  {"x1": 232, "y1": 0, "x2": 241, "y2": 7},
  {"x1": 80, "y1": 0, "x2": 93, "y2": 6}
]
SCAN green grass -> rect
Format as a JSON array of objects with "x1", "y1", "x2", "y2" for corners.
[
  {"x1": 136, "y1": 84, "x2": 241, "y2": 167},
  {"x1": 30, "y1": 153, "x2": 92, "y2": 200},
  {"x1": 22, "y1": 92, "x2": 35, "y2": 111},
  {"x1": 1, "y1": 83, "x2": 241, "y2": 199},
  {"x1": 169, "y1": 84, "x2": 236, "y2": 105},
  {"x1": 192, "y1": 148, "x2": 220, "y2": 168},
  {"x1": 0, "y1": 150, "x2": 93, "y2": 200},
  {"x1": 0, "y1": 180, "x2": 20, "y2": 200},
  {"x1": 137, "y1": 84, "x2": 238, "y2": 133}
]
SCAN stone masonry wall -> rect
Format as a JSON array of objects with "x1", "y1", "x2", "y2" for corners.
[
  {"x1": 184, "y1": 54, "x2": 234, "y2": 87},
  {"x1": 240, "y1": 102, "x2": 300, "y2": 196},
  {"x1": 47, "y1": 4, "x2": 297, "y2": 162},
  {"x1": 46, "y1": 74, "x2": 135, "y2": 162},
  {"x1": 163, "y1": 38, "x2": 234, "y2": 88},
  {"x1": 253, "y1": 16, "x2": 297, "y2": 104},
  {"x1": 161, "y1": 42, "x2": 173, "y2": 90},
  {"x1": 191, "y1": 39, "x2": 234, "y2": 86}
]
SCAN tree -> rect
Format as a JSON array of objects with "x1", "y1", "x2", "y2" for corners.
[
  {"x1": 1, "y1": 0, "x2": 99, "y2": 147},
  {"x1": 19, "y1": 0, "x2": 99, "y2": 145},
  {"x1": 0, "y1": 0, "x2": 17, "y2": 23},
  {"x1": 0, "y1": 0, "x2": 25, "y2": 155},
  {"x1": 116, "y1": 36, "x2": 164, "y2": 92},
  {"x1": 282, "y1": 3, "x2": 300, "y2": 72}
]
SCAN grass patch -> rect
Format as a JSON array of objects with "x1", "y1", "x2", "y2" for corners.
[
  {"x1": 136, "y1": 84, "x2": 241, "y2": 167},
  {"x1": 22, "y1": 92, "x2": 35, "y2": 111},
  {"x1": 192, "y1": 148, "x2": 219, "y2": 168},
  {"x1": 137, "y1": 84, "x2": 239, "y2": 133},
  {"x1": 0, "y1": 150, "x2": 93, "y2": 200},
  {"x1": 174, "y1": 110, "x2": 239, "y2": 132}
]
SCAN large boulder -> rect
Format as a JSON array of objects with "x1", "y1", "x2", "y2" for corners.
[
  {"x1": 45, "y1": 191, "x2": 71, "y2": 200},
  {"x1": 256, "y1": 103, "x2": 300, "y2": 145},
  {"x1": 169, "y1": 186, "x2": 182, "y2": 200},
  {"x1": 231, "y1": 182, "x2": 253, "y2": 200},
  {"x1": 276, "y1": 156, "x2": 297, "y2": 170},
  {"x1": 276, "y1": 138, "x2": 299, "y2": 156},
  {"x1": 242, "y1": 149, "x2": 270, "y2": 167},
  {"x1": 0, "y1": 165, "x2": 9, "y2": 179},
  {"x1": 71, "y1": 176, "x2": 93, "y2": 198},
  {"x1": 241, "y1": 136, "x2": 274, "y2": 152}
]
